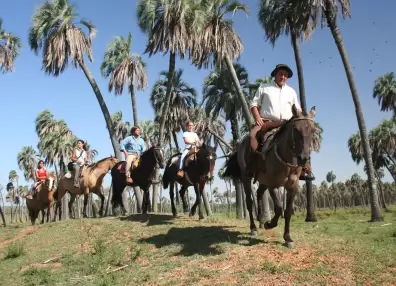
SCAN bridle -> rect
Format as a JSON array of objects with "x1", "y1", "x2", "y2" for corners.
[
  {"x1": 274, "y1": 117, "x2": 315, "y2": 169},
  {"x1": 153, "y1": 146, "x2": 165, "y2": 167}
]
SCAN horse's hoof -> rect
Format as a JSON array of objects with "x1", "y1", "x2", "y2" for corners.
[
  {"x1": 250, "y1": 230, "x2": 258, "y2": 236},
  {"x1": 189, "y1": 213, "x2": 194, "y2": 217},
  {"x1": 264, "y1": 221, "x2": 274, "y2": 230},
  {"x1": 83, "y1": 215, "x2": 88, "y2": 218},
  {"x1": 199, "y1": 217, "x2": 205, "y2": 221},
  {"x1": 98, "y1": 211, "x2": 103, "y2": 217},
  {"x1": 259, "y1": 224, "x2": 265, "y2": 229},
  {"x1": 173, "y1": 213, "x2": 178, "y2": 218},
  {"x1": 283, "y1": 241, "x2": 294, "y2": 249}
]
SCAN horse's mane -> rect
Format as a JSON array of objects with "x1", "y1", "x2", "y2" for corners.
[{"x1": 87, "y1": 156, "x2": 113, "y2": 169}]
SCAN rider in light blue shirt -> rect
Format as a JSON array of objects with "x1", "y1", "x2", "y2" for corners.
[{"x1": 120, "y1": 127, "x2": 146, "y2": 183}]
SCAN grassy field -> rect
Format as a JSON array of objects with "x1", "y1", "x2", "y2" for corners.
[{"x1": 0, "y1": 207, "x2": 396, "y2": 286}]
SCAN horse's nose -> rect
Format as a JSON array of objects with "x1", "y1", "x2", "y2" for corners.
[{"x1": 297, "y1": 155, "x2": 307, "y2": 164}]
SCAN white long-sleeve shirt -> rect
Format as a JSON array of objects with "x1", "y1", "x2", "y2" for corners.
[{"x1": 250, "y1": 81, "x2": 301, "y2": 121}]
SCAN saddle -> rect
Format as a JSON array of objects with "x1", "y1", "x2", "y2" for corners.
[
  {"x1": 255, "y1": 126, "x2": 281, "y2": 156},
  {"x1": 117, "y1": 159, "x2": 140, "y2": 174},
  {"x1": 181, "y1": 146, "x2": 199, "y2": 170}
]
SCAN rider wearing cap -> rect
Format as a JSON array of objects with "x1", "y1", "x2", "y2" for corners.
[{"x1": 247, "y1": 64, "x2": 314, "y2": 181}]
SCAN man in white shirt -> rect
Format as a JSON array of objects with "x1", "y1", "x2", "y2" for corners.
[
  {"x1": 247, "y1": 64, "x2": 314, "y2": 181},
  {"x1": 177, "y1": 121, "x2": 201, "y2": 178}
]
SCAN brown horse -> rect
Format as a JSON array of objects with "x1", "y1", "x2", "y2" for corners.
[
  {"x1": 162, "y1": 143, "x2": 217, "y2": 219},
  {"x1": 223, "y1": 105, "x2": 316, "y2": 248},
  {"x1": 54, "y1": 156, "x2": 119, "y2": 220},
  {"x1": 25, "y1": 171, "x2": 56, "y2": 225}
]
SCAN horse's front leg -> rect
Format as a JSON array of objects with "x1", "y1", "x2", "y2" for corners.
[
  {"x1": 40, "y1": 210, "x2": 45, "y2": 224},
  {"x1": 170, "y1": 182, "x2": 178, "y2": 217},
  {"x1": 82, "y1": 194, "x2": 88, "y2": 218},
  {"x1": 264, "y1": 188, "x2": 282, "y2": 229},
  {"x1": 68, "y1": 194, "x2": 76, "y2": 219},
  {"x1": 46, "y1": 205, "x2": 51, "y2": 223},
  {"x1": 142, "y1": 191, "x2": 150, "y2": 215},
  {"x1": 242, "y1": 177, "x2": 258, "y2": 235},
  {"x1": 189, "y1": 183, "x2": 199, "y2": 218},
  {"x1": 283, "y1": 187, "x2": 297, "y2": 248},
  {"x1": 93, "y1": 189, "x2": 105, "y2": 217},
  {"x1": 179, "y1": 186, "x2": 189, "y2": 214},
  {"x1": 197, "y1": 182, "x2": 204, "y2": 220},
  {"x1": 256, "y1": 184, "x2": 266, "y2": 228}
]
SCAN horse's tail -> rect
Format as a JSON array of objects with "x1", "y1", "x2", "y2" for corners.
[
  {"x1": 222, "y1": 152, "x2": 241, "y2": 180},
  {"x1": 162, "y1": 164, "x2": 171, "y2": 189}
]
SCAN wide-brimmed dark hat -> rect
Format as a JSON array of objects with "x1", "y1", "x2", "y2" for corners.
[{"x1": 271, "y1": 64, "x2": 293, "y2": 78}]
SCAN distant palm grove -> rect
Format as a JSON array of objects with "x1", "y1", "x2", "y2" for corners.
[{"x1": 1, "y1": 0, "x2": 395, "y2": 226}]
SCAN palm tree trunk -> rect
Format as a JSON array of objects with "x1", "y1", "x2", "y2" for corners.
[
  {"x1": 290, "y1": 29, "x2": 317, "y2": 222},
  {"x1": 172, "y1": 131, "x2": 180, "y2": 151},
  {"x1": 158, "y1": 52, "x2": 176, "y2": 146},
  {"x1": 152, "y1": 168, "x2": 160, "y2": 212},
  {"x1": 325, "y1": 5, "x2": 382, "y2": 221},
  {"x1": 224, "y1": 56, "x2": 254, "y2": 127},
  {"x1": 78, "y1": 60, "x2": 122, "y2": 160},
  {"x1": 202, "y1": 187, "x2": 212, "y2": 216},
  {"x1": 130, "y1": 83, "x2": 139, "y2": 126}
]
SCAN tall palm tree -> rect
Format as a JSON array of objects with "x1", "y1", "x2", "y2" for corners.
[
  {"x1": 373, "y1": 72, "x2": 396, "y2": 117},
  {"x1": 202, "y1": 63, "x2": 249, "y2": 148},
  {"x1": 150, "y1": 69, "x2": 197, "y2": 151},
  {"x1": 17, "y1": 146, "x2": 40, "y2": 182},
  {"x1": 290, "y1": 0, "x2": 382, "y2": 221},
  {"x1": 0, "y1": 18, "x2": 22, "y2": 73},
  {"x1": 248, "y1": 76, "x2": 272, "y2": 99},
  {"x1": 28, "y1": 0, "x2": 121, "y2": 160},
  {"x1": 259, "y1": 0, "x2": 319, "y2": 221},
  {"x1": 191, "y1": 0, "x2": 253, "y2": 126},
  {"x1": 101, "y1": 33, "x2": 148, "y2": 126},
  {"x1": 137, "y1": 0, "x2": 204, "y2": 146},
  {"x1": 258, "y1": 0, "x2": 312, "y2": 112}
]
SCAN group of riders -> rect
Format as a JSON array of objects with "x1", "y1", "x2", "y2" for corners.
[{"x1": 30, "y1": 63, "x2": 314, "y2": 197}]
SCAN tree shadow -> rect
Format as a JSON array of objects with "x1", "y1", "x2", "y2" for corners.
[
  {"x1": 139, "y1": 225, "x2": 264, "y2": 256},
  {"x1": 119, "y1": 214, "x2": 174, "y2": 226}
]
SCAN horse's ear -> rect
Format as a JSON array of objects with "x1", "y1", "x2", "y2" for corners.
[
  {"x1": 292, "y1": 104, "x2": 300, "y2": 117},
  {"x1": 202, "y1": 143, "x2": 206, "y2": 148},
  {"x1": 308, "y1": 106, "x2": 316, "y2": 118}
]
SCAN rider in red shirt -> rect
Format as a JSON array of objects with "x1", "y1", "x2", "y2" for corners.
[{"x1": 32, "y1": 160, "x2": 47, "y2": 197}]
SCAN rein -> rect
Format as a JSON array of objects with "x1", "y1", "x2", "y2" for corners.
[{"x1": 273, "y1": 117, "x2": 314, "y2": 169}]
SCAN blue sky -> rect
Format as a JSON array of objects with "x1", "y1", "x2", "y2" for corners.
[{"x1": 1, "y1": 0, "x2": 395, "y2": 200}]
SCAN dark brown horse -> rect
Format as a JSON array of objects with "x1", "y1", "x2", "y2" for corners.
[
  {"x1": 223, "y1": 105, "x2": 316, "y2": 248},
  {"x1": 111, "y1": 146, "x2": 165, "y2": 215},
  {"x1": 162, "y1": 143, "x2": 217, "y2": 219}
]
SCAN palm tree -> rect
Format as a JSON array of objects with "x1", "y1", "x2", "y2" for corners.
[
  {"x1": 326, "y1": 171, "x2": 337, "y2": 211},
  {"x1": 202, "y1": 63, "x2": 249, "y2": 148},
  {"x1": 189, "y1": 107, "x2": 226, "y2": 148},
  {"x1": 290, "y1": 0, "x2": 382, "y2": 221},
  {"x1": 0, "y1": 184, "x2": 5, "y2": 226},
  {"x1": 17, "y1": 146, "x2": 40, "y2": 182},
  {"x1": 248, "y1": 76, "x2": 272, "y2": 99},
  {"x1": 258, "y1": 0, "x2": 312, "y2": 112},
  {"x1": 150, "y1": 69, "x2": 197, "y2": 151},
  {"x1": 28, "y1": 0, "x2": 121, "y2": 160},
  {"x1": 137, "y1": 0, "x2": 203, "y2": 146},
  {"x1": 111, "y1": 111, "x2": 131, "y2": 143},
  {"x1": 139, "y1": 120, "x2": 158, "y2": 148},
  {"x1": 101, "y1": 33, "x2": 148, "y2": 126},
  {"x1": 373, "y1": 73, "x2": 396, "y2": 117},
  {"x1": 191, "y1": 0, "x2": 253, "y2": 126},
  {"x1": 0, "y1": 18, "x2": 22, "y2": 73}
]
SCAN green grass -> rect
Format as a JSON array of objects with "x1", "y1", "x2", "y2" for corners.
[{"x1": 0, "y1": 207, "x2": 395, "y2": 285}]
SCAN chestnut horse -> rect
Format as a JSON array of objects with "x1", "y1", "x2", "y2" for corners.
[{"x1": 54, "y1": 156, "x2": 119, "y2": 220}]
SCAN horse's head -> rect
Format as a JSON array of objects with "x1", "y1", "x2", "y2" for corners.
[
  {"x1": 196, "y1": 143, "x2": 217, "y2": 178},
  {"x1": 152, "y1": 145, "x2": 165, "y2": 169},
  {"x1": 286, "y1": 104, "x2": 316, "y2": 166},
  {"x1": 44, "y1": 171, "x2": 57, "y2": 191},
  {"x1": 108, "y1": 155, "x2": 120, "y2": 168}
]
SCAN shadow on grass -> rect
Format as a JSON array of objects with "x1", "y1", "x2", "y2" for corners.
[
  {"x1": 139, "y1": 225, "x2": 264, "y2": 256},
  {"x1": 119, "y1": 214, "x2": 174, "y2": 226}
]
